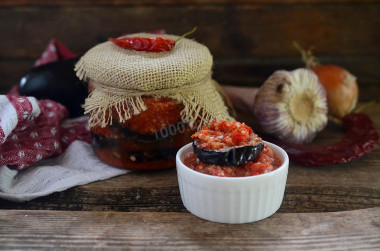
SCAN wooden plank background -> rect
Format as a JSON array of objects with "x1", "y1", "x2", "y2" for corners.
[
  {"x1": 1, "y1": 208, "x2": 379, "y2": 250},
  {"x1": 0, "y1": 0, "x2": 379, "y2": 101}
]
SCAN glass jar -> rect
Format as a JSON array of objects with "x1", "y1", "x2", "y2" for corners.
[{"x1": 90, "y1": 95, "x2": 196, "y2": 170}]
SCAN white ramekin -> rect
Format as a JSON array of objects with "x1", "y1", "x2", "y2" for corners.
[{"x1": 176, "y1": 141, "x2": 289, "y2": 224}]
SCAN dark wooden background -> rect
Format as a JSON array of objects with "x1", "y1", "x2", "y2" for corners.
[{"x1": 0, "y1": 0, "x2": 379, "y2": 101}]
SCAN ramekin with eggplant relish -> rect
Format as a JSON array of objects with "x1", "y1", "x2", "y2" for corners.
[
  {"x1": 176, "y1": 119, "x2": 289, "y2": 223},
  {"x1": 184, "y1": 119, "x2": 283, "y2": 177}
]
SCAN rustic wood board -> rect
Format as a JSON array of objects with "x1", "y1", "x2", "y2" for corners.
[
  {"x1": 0, "y1": 208, "x2": 379, "y2": 250},
  {"x1": 1, "y1": 103, "x2": 379, "y2": 212},
  {"x1": 2, "y1": 4, "x2": 379, "y2": 58},
  {"x1": 3, "y1": 0, "x2": 380, "y2": 6},
  {"x1": 0, "y1": 1, "x2": 379, "y2": 97}
]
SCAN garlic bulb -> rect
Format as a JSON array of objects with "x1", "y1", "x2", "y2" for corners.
[{"x1": 253, "y1": 69, "x2": 328, "y2": 144}]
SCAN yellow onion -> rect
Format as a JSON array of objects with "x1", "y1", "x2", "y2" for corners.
[
  {"x1": 293, "y1": 42, "x2": 359, "y2": 122},
  {"x1": 312, "y1": 64, "x2": 358, "y2": 122}
]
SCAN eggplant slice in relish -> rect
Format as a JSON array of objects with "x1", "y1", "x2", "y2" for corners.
[{"x1": 193, "y1": 140, "x2": 264, "y2": 166}]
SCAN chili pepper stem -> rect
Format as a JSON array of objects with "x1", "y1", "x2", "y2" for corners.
[
  {"x1": 328, "y1": 115, "x2": 343, "y2": 125},
  {"x1": 293, "y1": 41, "x2": 319, "y2": 69},
  {"x1": 175, "y1": 27, "x2": 198, "y2": 43}
]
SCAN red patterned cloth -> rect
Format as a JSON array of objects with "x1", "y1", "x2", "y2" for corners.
[
  {"x1": 0, "y1": 96, "x2": 67, "y2": 170},
  {"x1": 0, "y1": 39, "x2": 128, "y2": 203},
  {"x1": 34, "y1": 39, "x2": 77, "y2": 67},
  {"x1": 61, "y1": 116, "x2": 91, "y2": 150},
  {"x1": 1, "y1": 40, "x2": 91, "y2": 171}
]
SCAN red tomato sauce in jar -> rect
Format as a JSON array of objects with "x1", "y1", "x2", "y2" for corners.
[
  {"x1": 183, "y1": 144, "x2": 282, "y2": 177},
  {"x1": 90, "y1": 96, "x2": 196, "y2": 170}
]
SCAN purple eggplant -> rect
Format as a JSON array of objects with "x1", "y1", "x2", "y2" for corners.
[
  {"x1": 193, "y1": 140, "x2": 264, "y2": 166},
  {"x1": 18, "y1": 58, "x2": 87, "y2": 118}
]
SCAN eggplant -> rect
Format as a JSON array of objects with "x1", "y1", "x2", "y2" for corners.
[
  {"x1": 18, "y1": 57, "x2": 87, "y2": 118},
  {"x1": 193, "y1": 140, "x2": 264, "y2": 166}
]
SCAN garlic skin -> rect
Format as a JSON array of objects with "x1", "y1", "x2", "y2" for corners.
[{"x1": 253, "y1": 69, "x2": 328, "y2": 144}]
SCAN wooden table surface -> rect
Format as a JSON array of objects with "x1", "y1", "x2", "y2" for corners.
[{"x1": 0, "y1": 103, "x2": 379, "y2": 250}]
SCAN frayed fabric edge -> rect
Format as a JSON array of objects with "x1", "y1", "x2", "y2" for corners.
[{"x1": 83, "y1": 80, "x2": 233, "y2": 130}]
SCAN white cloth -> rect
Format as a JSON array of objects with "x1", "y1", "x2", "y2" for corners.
[{"x1": 0, "y1": 140, "x2": 129, "y2": 202}]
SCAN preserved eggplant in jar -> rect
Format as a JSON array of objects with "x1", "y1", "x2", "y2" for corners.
[
  {"x1": 90, "y1": 96, "x2": 196, "y2": 170},
  {"x1": 76, "y1": 32, "x2": 233, "y2": 170}
]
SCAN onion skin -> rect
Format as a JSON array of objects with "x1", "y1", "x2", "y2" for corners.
[{"x1": 312, "y1": 65, "x2": 359, "y2": 121}]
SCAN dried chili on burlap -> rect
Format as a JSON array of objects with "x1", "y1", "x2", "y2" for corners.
[
  {"x1": 108, "y1": 37, "x2": 175, "y2": 53},
  {"x1": 269, "y1": 113, "x2": 379, "y2": 166},
  {"x1": 108, "y1": 27, "x2": 197, "y2": 53}
]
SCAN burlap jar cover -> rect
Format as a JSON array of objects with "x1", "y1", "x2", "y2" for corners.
[{"x1": 75, "y1": 33, "x2": 232, "y2": 129}]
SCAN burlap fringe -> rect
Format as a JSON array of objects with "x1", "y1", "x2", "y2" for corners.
[
  {"x1": 76, "y1": 60, "x2": 233, "y2": 129},
  {"x1": 83, "y1": 80, "x2": 232, "y2": 129},
  {"x1": 74, "y1": 60, "x2": 87, "y2": 83}
]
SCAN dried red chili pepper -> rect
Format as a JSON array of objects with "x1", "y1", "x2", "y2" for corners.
[
  {"x1": 108, "y1": 27, "x2": 197, "y2": 53},
  {"x1": 267, "y1": 113, "x2": 379, "y2": 166},
  {"x1": 108, "y1": 37, "x2": 175, "y2": 53}
]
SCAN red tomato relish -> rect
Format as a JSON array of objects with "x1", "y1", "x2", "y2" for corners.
[
  {"x1": 186, "y1": 119, "x2": 282, "y2": 177},
  {"x1": 191, "y1": 119, "x2": 261, "y2": 150},
  {"x1": 184, "y1": 143, "x2": 282, "y2": 177}
]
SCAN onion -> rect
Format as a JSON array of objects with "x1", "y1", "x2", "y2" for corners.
[
  {"x1": 312, "y1": 64, "x2": 358, "y2": 121},
  {"x1": 293, "y1": 42, "x2": 359, "y2": 122}
]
